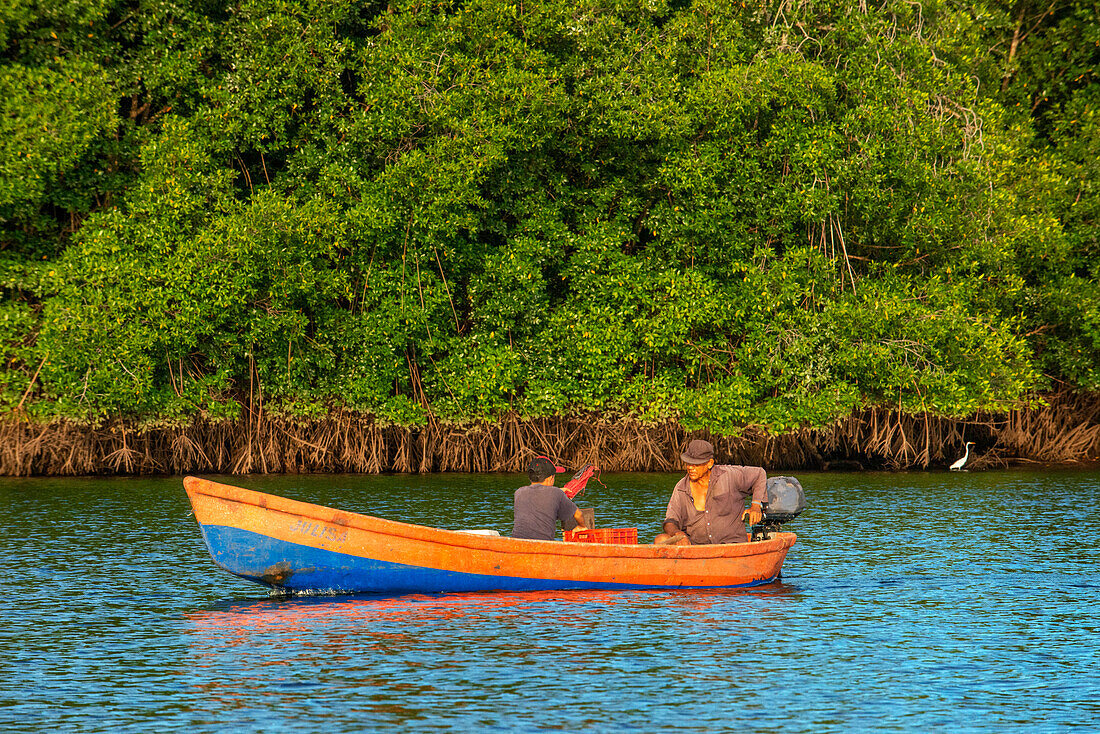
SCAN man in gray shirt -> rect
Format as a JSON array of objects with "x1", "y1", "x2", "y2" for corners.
[
  {"x1": 512, "y1": 457, "x2": 588, "y2": 540},
  {"x1": 654, "y1": 439, "x2": 767, "y2": 545}
]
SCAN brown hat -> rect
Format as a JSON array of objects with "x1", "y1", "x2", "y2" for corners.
[{"x1": 680, "y1": 439, "x2": 714, "y2": 465}]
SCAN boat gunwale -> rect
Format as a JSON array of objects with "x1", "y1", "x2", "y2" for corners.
[{"x1": 184, "y1": 476, "x2": 795, "y2": 560}]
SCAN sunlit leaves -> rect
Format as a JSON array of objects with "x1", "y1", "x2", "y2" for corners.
[{"x1": 0, "y1": 61, "x2": 115, "y2": 212}]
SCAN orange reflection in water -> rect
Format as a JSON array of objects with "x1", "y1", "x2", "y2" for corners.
[
  {"x1": 181, "y1": 584, "x2": 798, "y2": 720},
  {"x1": 190, "y1": 589, "x2": 636, "y2": 636},
  {"x1": 187, "y1": 584, "x2": 797, "y2": 641}
]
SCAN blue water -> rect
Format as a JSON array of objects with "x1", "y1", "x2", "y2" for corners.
[{"x1": 2, "y1": 469, "x2": 1099, "y2": 731}]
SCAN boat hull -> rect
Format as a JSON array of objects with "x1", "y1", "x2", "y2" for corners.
[{"x1": 185, "y1": 476, "x2": 796, "y2": 594}]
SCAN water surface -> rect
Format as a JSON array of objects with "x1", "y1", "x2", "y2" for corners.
[{"x1": 2, "y1": 469, "x2": 1098, "y2": 731}]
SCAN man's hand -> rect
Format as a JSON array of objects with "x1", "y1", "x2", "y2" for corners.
[{"x1": 743, "y1": 501, "x2": 763, "y2": 525}]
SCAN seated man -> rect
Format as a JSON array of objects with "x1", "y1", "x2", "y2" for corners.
[
  {"x1": 512, "y1": 456, "x2": 589, "y2": 540},
  {"x1": 654, "y1": 439, "x2": 766, "y2": 545}
]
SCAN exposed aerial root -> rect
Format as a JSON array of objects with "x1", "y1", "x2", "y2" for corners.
[{"x1": 1, "y1": 393, "x2": 1098, "y2": 476}]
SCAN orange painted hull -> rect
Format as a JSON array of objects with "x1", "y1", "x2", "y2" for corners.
[{"x1": 184, "y1": 476, "x2": 796, "y2": 594}]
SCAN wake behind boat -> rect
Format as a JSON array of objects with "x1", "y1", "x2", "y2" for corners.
[{"x1": 184, "y1": 476, "x2": 798, "y2": 595}]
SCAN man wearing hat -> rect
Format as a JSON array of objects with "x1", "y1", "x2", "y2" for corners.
[
  {"x1": 654, "y1": 439, "x2": 767, "y2": 545},
  {"x1": 512, "y1": 456, "x2": 589, "y2": 540}
]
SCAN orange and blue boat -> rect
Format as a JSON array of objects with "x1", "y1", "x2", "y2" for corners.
[{"x1": 184, "y1": 476, "x2": 797, "y2": 595}]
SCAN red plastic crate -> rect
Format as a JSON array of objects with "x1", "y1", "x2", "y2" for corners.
[{"x1": 563, "y1": 527, "x2": 638, "y2": 544}]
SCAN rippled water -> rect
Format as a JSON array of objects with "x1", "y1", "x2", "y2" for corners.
[{"x1": 2, "y1": 469, "x2": 1099, "y2": 731}]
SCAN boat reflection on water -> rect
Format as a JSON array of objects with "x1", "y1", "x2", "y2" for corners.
[
  {"x1": 187, "y1": 584, "x2": 802, "y2": 640},
  {"x1": 182, "y1": 587, "x2": 805, "y2": 723}
]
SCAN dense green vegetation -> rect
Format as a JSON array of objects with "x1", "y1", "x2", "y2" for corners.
[{"x1": 1, "y1": 0, "x2": 1097, "y2": 435}]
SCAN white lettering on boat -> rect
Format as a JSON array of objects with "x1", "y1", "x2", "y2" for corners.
[{"x1": 289, "y1": 519, "x2": 348, "y2": 543}]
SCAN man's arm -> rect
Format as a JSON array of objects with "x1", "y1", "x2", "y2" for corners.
[
  {"x1": 661, "y1": 486, "x2": 689, "y2": 540},
  {"x1": 742, "y1": 466, "x2": 767, "y2": 525},
  {"x1": 558, "y1": 493, "x2": 585, "y2": 531}
]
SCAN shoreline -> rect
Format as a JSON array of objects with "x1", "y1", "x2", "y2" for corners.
[{"x1": 2, "y1": 396, "x2": 1098, "y2": 477}]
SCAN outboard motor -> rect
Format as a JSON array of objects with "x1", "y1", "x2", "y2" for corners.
[{"x1": 749, "y1": 476, "x2": 806, "y2": 541}]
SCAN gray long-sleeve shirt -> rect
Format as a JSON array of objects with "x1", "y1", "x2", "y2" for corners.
[{"x1": 664, "y1": 465, "x2": 767, "y2": 544}]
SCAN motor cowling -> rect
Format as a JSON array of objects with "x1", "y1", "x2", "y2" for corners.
[
  {"x1": 763, "y1": 475, "x2": 805, "y2": 524},
  {"x1": 751, "y1": 476, "x2": 805, "y2": 540}
]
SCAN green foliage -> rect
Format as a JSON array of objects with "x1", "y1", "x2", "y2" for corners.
[
  {"x1": 1, "y1": 0, "x2": 1097, "y2": 433},
  {"x1": 0, "y1": 60, "x2": 115, "y2": 213}
]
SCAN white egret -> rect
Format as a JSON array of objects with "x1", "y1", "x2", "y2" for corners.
[{"x1": 950, "y1": 442, "x2": 976, "y2": 471}]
